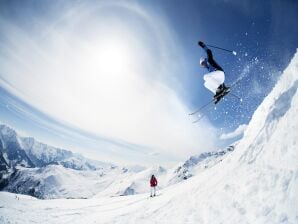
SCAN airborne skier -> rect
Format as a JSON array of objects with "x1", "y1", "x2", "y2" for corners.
[{"x1": 198, "y1": 41, "x2": 230, "y2": 104}]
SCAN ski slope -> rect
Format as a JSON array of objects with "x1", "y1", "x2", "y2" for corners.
[{"x1": 1, "y1": 50, "x2": 298, "y2": 223}]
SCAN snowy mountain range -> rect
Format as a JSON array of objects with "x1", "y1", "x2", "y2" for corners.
[
  {"x1": 0, "y1": 124, "x2": 118, "y2": 198},
  {"x1": 0, "y1": 124, "x2": 113, "y2": 171},
  {"x1": 169, "y1": 145, "x2": 235, "y2": 184},
  {"x1": 1, "y1": 50, "x2": 298, "y2": 223},
  {"x1": 0, "y1": 123, "x2": 233, "y2": 199}
]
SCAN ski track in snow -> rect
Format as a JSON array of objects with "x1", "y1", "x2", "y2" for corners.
[{"x1": 1, "y1": 51, "x2": 298, "y2": 223}]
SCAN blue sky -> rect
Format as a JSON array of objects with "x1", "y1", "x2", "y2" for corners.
[
  {"x1": 0, "y1": 0, "x2": 297, "y2": 166},
  {"x1": 154, "y1": 0, "x2": 298, "y2": 125}
]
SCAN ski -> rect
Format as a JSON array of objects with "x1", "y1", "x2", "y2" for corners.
[
  {"x1": 192, "y1": 113, "x2": 207, "y2": 123},
  {"x1": 229, "y1": 73, "x2": 246, "y2": 89},
  {"x1": 229, "y1": 92, "x2": 241, "y2": 100},
  {"x1": 190, "y1": 75, "x2": 244, "y2": 117},
  {"x1": 189, "y1": 99, "x2": 215, "y2": 115},
  {"x1": 190, "y1": 89, "x2": 228, "y2": 115},
  {"x1": 214, "y1": 88, "x2": 230, "y2": 104},
  {"x1": 191, "y1": 92, "x2": 227, "y2": 123}
]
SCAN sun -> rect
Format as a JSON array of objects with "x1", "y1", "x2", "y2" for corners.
[{"x1": 96, "y1": 38, "x2": 133, "y2": 76}]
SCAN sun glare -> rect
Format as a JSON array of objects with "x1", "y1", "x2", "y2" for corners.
[
  {"x1": 72, "y1": 34, "x2": 140, "y2": 103},
  {"x1": 94, "y1": 38, "x2": 134, "y2": 77}
]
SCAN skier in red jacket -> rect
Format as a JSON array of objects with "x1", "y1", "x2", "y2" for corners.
[{"x1": 150, "y1": 175, "x2": 158, "y2": 197}]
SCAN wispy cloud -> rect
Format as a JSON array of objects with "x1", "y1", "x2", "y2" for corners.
[
  {"x1": 0, "y1": 1, "x2": 218, "y2": 163},
  {"x1": 220, "y1": 124, "x2": 247, "y2": 140}
]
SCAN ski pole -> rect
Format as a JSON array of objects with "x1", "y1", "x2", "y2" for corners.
[{"x1": 206, "y1": 44, "x2": 237, "y2": 56}]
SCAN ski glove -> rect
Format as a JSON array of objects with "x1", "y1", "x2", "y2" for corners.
[{"x1": 198, "y1": 41, "x2": 206, "y2": 48}]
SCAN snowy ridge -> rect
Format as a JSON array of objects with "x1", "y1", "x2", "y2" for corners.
[
  {"x1": 0, "y1": 124, "x2": 113, "y2": 171},
  {"x1": 0, "y1": 124, "x2": 119, "y2": 198},
  {"x1": 5, "y1": 165, "x2": 119, "y2": 199},
  {"x1": 92, "y1": 147, "x2": 236, "y2": 198},
  {"x1": 169, "y1": 145, "x2": 235, "y2": 184},
  {"x1": 237, "y1": 51, "x2": 298, "y2": 165},
  {"x1": 0, "y1": 125, "x2": 34, "y2": 169}
]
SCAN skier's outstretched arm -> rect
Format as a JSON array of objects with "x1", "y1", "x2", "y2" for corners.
[
  {"x1": 198, "y1": 41, "x2": 213, "y2": 59},
  {"x1": 198, "y1": 41, "x2": 223, "y2": 72}
]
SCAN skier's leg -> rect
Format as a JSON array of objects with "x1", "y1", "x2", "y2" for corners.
[
  {"x1": 214, "y1": 86, "x2": 222, "y2": 98},
  {"x1": 222, "y1": 83, "x2": 230, "y2": 91},
  {"x1": 154, "y1": 187, "x2": 156, "y2": 196},
  {"x1": 150, "y1": 187, "x2": 153, "y2": 197},
  {"x1": 214, "y1": 97, "x2": 220, "y2": 104}
]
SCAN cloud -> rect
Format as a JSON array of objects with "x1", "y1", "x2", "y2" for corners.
[
  {"x1": 0, "y1": 1, "x2": 217, "y2": 162},
  {"x1": 220, "y1": 124, "x2": 247, "y2": 140}
]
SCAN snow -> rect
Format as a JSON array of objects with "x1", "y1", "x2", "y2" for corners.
[
  {"x1": 1, "y1": 122, "x2": 233, "y2": 199},
  {"x1": 0, "y1": 124, "x2": 19, "y2": 148},
  {"x1": 220, "y1": 124, "x2": 248, "y2": 140},
  {"x1": 2, "y1": 152, "x2": 8, "y2": 164},
  {"x1": 0, "y1": 124, "x2": 113, "y2": 171},
  {"x1": 1, "y1": 51, "x2": 298, "y2": 223},
  {"x1": 2, "y1": 140, "x2": 232, "y2": 199}
]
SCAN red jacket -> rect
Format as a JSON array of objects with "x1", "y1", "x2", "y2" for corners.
[{"x1": 150, "y1": 176, "x2": 158, "y2": 187}]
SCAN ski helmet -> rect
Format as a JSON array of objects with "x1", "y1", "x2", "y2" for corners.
[{"x1": 200, "y1": 57, "x2": 207, "y2": 67}]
